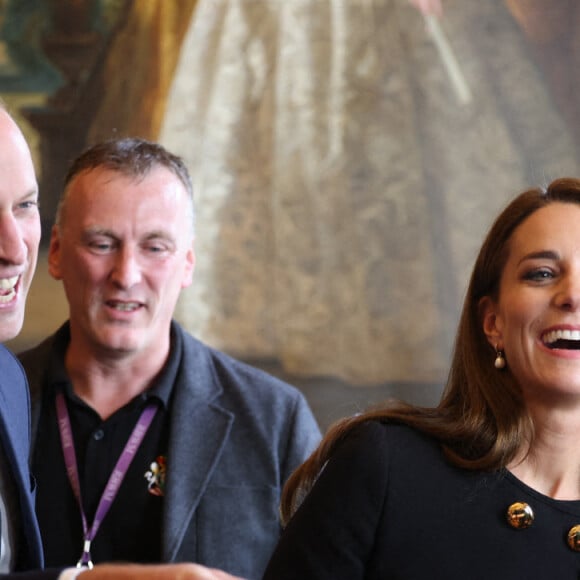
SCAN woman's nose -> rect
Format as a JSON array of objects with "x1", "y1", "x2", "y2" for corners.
[{"x1": 553, "y1": 274, "x2": 580, "y2": 311}]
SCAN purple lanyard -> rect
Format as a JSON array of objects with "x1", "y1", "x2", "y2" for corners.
[{"x1": 55, "y1": 391, "x2": 158, "y2": 569}]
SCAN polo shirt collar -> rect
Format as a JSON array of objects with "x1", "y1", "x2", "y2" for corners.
[{"x1": 45, "y1": 321, "x2": 182, "y2": 411}]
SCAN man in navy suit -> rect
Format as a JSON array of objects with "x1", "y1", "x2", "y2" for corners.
[{"x1": 0, "y1": 105, "x2": 243, "y2": 580}]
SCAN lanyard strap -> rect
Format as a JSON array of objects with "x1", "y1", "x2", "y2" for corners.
[{"x1": 55, "y1": 391, "x2": 158, "y2": 568}]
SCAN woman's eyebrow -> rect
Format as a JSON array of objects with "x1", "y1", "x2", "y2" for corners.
[{"x1": 517, "y1": 250, "x2": 559, "y2": 266}]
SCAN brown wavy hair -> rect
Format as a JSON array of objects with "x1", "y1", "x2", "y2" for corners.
[{"x1": 280, "y1": 177, "x2": 580, "y2": 524}]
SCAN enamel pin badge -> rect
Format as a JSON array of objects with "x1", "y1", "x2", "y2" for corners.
[{"x1": 145, "y1": 455, "x2": 166, "y2": 496}]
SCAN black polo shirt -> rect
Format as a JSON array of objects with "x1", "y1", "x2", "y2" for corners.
[{"x1": 32, "y1": 326, "x2": 182, "y2": 567}]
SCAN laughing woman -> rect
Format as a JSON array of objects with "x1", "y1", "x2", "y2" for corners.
[{"x1": 263, "y1": 177, "x2": 580, "y2": 579}]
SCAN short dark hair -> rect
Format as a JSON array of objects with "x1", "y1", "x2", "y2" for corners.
[{"x1": 56, "y1": 137, "x2": 194, "y2": 231}]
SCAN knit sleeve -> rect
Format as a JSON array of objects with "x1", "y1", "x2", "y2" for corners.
[{"x1": 263, "y1": 420, "x2": 390, "y2": 580}]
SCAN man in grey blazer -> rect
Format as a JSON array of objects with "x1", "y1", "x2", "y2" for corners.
[
  {"x1": 18, "y1": 138, "x2": 321, "y2": 580},
  {"x1": 0, "y1": 102, "x2": 245, "y2": 580}
]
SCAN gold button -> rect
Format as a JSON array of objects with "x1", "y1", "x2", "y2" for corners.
[
  {"x1": 567, "y1": 525, "x2": 580, "y2": 551},
  {"x1": 506, "y1": 502, "x2": 534, "y2": 529}
]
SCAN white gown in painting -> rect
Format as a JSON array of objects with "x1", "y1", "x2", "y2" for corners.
[{"x1": 161, "y1": 0, "x2": 578, "y2": 385}]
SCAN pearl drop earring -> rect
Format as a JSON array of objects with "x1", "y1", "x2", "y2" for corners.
[{"x1": 494, "y1": 349, "x2": 506, "y2": 369}]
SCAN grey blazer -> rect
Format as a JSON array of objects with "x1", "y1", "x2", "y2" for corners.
[{"x1": 20, "y1": 321, "x2": 321, "y2": 580}]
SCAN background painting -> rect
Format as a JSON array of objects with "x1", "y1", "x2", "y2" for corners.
[{"x1": 3, "y1": 0, "x2": 580, "y2": 427}]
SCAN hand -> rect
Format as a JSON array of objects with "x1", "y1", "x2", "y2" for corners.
[
  {"x1": 408, "y1": 0, "x2": 443, "y2": 17},
  {"x1": 81, "y1": 562, "x2": 246, "y2": 579}
]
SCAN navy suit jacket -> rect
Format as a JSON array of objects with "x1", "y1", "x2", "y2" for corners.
[{"x1": 0, "y1": 345, "x2": 59, "y2": 579}]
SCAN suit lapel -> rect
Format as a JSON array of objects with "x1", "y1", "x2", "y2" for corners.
[
  {"x1": 0, "y1": 347, "x2": 43, "y2": 568},
  {"x1": 0, "y1": 357, "x2": 30, "y2": 489},
  {"x1": 162, "y1": 327, "x2": 234, "y2": 561}
]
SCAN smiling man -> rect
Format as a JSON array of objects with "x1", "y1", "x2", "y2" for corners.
[
  {"x1": 18, "y1": 138, "x2": 320, "y2": 580},
  {"x1": 0, "y1": 100, "x2": 44, "y2": 577},
  {"x1": 0, "y1": 109, "x2": 40, "y2": 342}
]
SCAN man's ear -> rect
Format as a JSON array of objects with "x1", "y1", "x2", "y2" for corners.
[
  {"x1": 181, "y1": 241, "x2": 196, "y2": 289},
  {"x1": 479, "y1": 296, "x2": 503, "y2": 348},
  {"x1": 47, "y1": 225, "x2": 63, "y2": 281}
]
